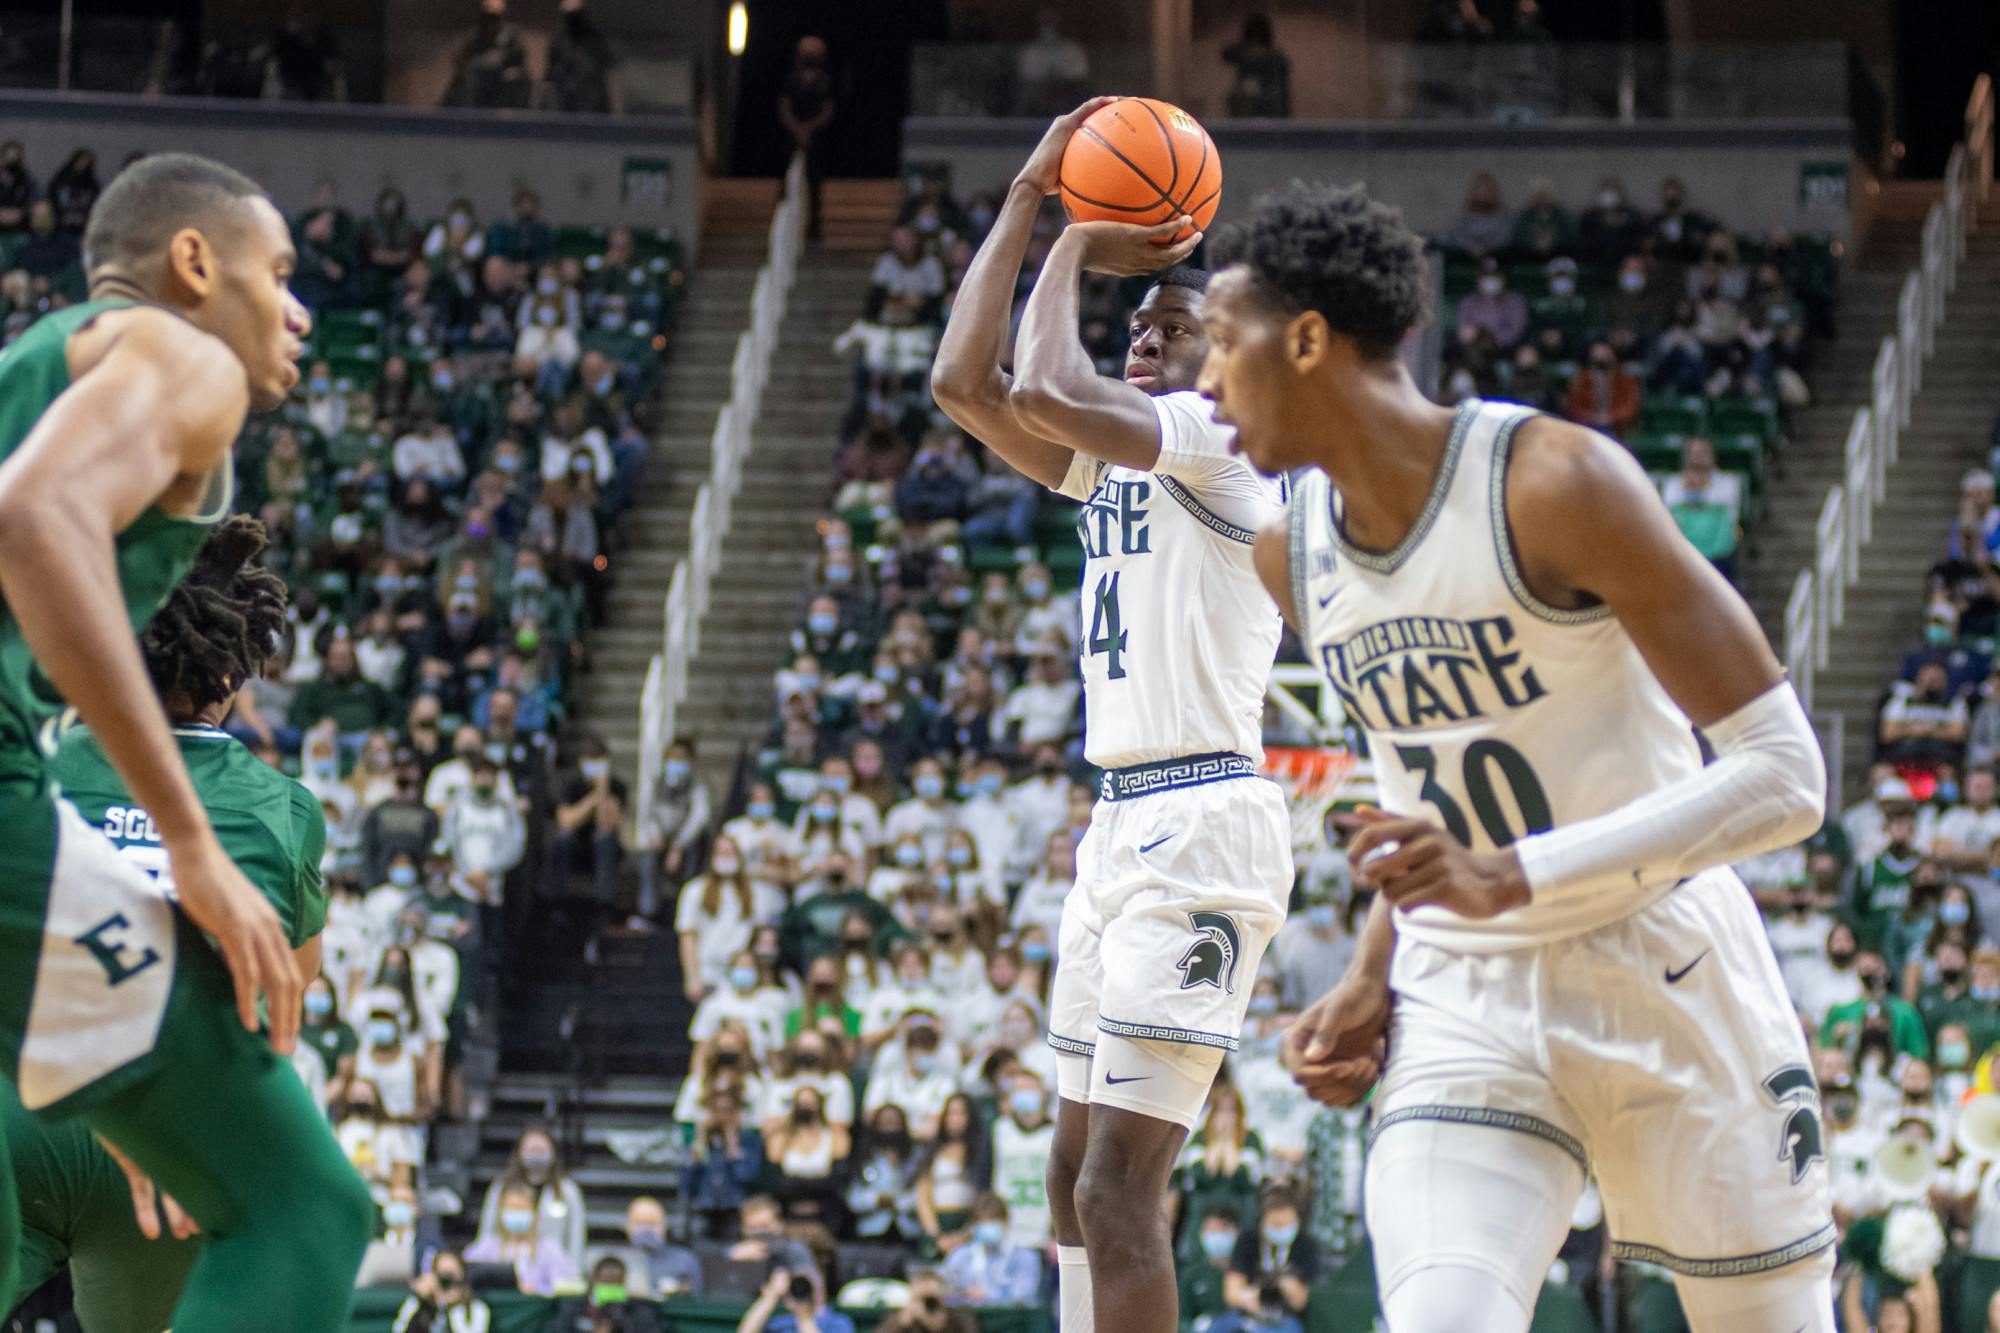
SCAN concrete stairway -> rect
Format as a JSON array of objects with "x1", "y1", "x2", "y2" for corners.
[
  {"x1": 676, "y1": 181, "x2": 904, "y2": 784},
  {"x1": 1748, "y1": 183, "x2": 2000, "y2": 800},
  {"x1": 573, "y1": 180, "x2": 782, "y2": 783}
]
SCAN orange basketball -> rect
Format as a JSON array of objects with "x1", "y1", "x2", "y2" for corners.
[{"x1": 1058, "y1": 97, "x2": 1222, "y2": 244}]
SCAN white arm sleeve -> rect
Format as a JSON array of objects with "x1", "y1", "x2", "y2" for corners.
[{"x1": 1513, "y1": 681, "x2": 1826, "y2": 905}]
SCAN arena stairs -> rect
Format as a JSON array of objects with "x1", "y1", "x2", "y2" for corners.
[{"x1": 1748, "y1": 182, "x2": 2000, "y2": 803}]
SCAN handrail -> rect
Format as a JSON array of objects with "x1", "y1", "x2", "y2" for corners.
[
  {"x1": 633, "y1": 151, "x2": 808, "y2": 836},
  {"x1": 1785, "y1": 570, "x2": 1816, "y2": 712},
  {"x1": 1968, "y1": 73, "x2": 1993, "y2": 205},
  {"x1": 1813, "y1": 486, "x2": 1844, "y2": 669},
  {"x1": 1842, "y1": 406, "x2": 1871, "y2": 573}
]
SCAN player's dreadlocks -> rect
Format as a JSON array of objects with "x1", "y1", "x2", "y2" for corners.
[{"x1": 140, "y1": 514, "x2": 289, "y2": 719}]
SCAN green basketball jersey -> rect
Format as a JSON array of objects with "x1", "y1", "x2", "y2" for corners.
[
  {"x1": 49, "y1": 723, "x2": 326, "y2": 949},
  {"x1": 0, "y1": 300, "x2": 232, "y2": 785}
]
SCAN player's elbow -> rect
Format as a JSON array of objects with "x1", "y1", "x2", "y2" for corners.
[{"x1": 1007, "y1": 376, "x2": 1074, "y2": 436}]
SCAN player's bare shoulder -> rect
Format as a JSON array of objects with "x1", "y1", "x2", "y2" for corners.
[
  {"x1": 1501, "y1": 412, "x2": 1679, "y2": 606},
  {"x1": 70, "y1": 306, "x2": 251, "y2": 468}
]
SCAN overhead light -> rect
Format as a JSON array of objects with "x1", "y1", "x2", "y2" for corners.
[{"x1": 727, "y1": 2, "x2": 747, "y2": 56}]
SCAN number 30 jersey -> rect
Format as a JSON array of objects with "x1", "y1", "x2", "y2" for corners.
[
  {"x1": 1054, "y1": 391, "x2": 1285, "y2": 771},
  {"x1": 1289, "y1": 399, "x2": 1704, "y2": 953}
]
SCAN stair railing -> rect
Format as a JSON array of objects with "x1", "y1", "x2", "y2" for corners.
[
  {"x1": 636, "y1": 154, "x2": 807, "y2": 841},
  {"x1": 1783, "y1": 76, "x2": 1992, "y2": 722}
]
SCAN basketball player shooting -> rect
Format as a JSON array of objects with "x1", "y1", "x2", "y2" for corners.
[
  {"x1": 932, "y1": 101, "x2": 1294, "y2": 1333},
  {"x1": 1197, "y1": 180, "x2": 1835, "y2": 1331}
]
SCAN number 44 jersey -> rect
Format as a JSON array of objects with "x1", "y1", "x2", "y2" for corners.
[
  {"x1": 1055, "y1": 391, "x2": 1286, "y2": 771},
  {"x1": 1289, "y1": 399, "x2": 1706, "y2": 953}
]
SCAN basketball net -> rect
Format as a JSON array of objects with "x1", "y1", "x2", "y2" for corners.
[{"x1": 1262, "y1": 745, "x2": 1373, "y2": 855}]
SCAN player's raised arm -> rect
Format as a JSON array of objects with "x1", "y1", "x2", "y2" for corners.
[
  {"x1": 1008, "y1": 216, "x2": 1198, "y2": 470},
  {"x1": 1353, "y1": 417, "x2": 1825, "y2": 917},
  {"x1": 931, "y1": 99, "x2": 1117, "y2": 490},
  {"x1": 0, "y1": 310, "x2": 300, "y2": 1049}
]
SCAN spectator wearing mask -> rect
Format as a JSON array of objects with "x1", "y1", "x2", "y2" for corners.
[
  {"x1": 1823, "y1": 951, "x2": 1930, "y2": 1063},
  {"x1": 845, "y1": 1103, "x2": 924, "y2": 1240},
  {"x1": 1509, "y1": 180, "x2": 1574, "y2": 260},
  {"x1": 878, "y1": 1270, "x2": 978, "y2": 1333},
  {"x1": 916, "y1": 1093, "x2": 990, "y2": 1247},
  {"x1": 1449, "y1": 173, "x2": 1510, "y2": 257},
  {"x1": 337, "y1": 1076, "x2": 421, "y2": 1192},
  {"x1": 767, "y1": 1082, "x2": 848, "y2": 1225},
  {"x1": 996, "y1": 642, "x2": 1081, "y2": 748},
  {"x1": 46, "y1": 147, "x2": 99, "y2": 233},
  {"x1": 550, "y1": 734, "x2": 625, "y2": 908},
  {"x1": 1850, "y1": 812, "x2": 1924, "y2": 954},
  {"x1": 0, "y1": 141, "x2": 31, "y2": 233},
  {"x1": 941, "y1": 1193, "x2": 1042, "y2": 1306},
  {"x1": 1003, "y1": 748, "x2": 1072, "y2": 880},
  {"x1": 1659, "y1": 436, "x2": 1741, "y2": 579},
  {"x1": 465, "y1": 1182, "x2": 580, "y2": 1296},
  {"x1": 1182, "y1": 1212, "x2": 1243, "y2": 1330},
  {"x1": 445, "y1": 0, "x2": 530, "y2": 109},
  {"x1": 1174, "y1": 1083, "x2": 1265, "y2": 1252},
  {"x1": 896, "y1": 443, "x2": 971, "y2": 528},
  {"x1": 590, "y1": 1196, "x2": 701, "y2": 1300},
  {"x1": 1222, "y1": 14, "x2": 1290, "y2": 118},
  {"x1": 478, "y1": 1129, "x2": 587, "y2": 1270},
  {"x1": 359, "y1": 1181, "x2": 433, "y2": 1287},
  {"x1": 301, "y1": 975, "x2": 360, "y2": 1106},
  {"x1": 1649, "y1": 176, "x2": 1715, "y2": 266},
  {"x1": 1456, "y1": 257, "x2": 1528, "y2": 350},
  {"x1": 1936, "y1": 767, "x2": 2000, "y2": 873},
  {"x1": 641, "y1": 736, "x2": 714, "y2": 917},
  {"x1": 1222, "y1": 1188, "x2": 1320, "y2": 1330},
  {"x1": 1266, "y1": 885, "x2": 1355, "y2": 1012},
  {"x1": 728, "y1": 1194, "x2": 823, "y2": 1285},
  {"x1": 863, "y1": 1019, "x2": 956, "y2": 1137},
  {"x1": 1577, "y1": 177, "x2": 1644, "y2": 260},
  {"x1": 1606, "y1": 255, "x2": 1671, "y2": 343},
  {"x1": 1844, "y1": 773, "x2": 1935, "y2": 865},
  {"x1": 694, "y1": 951, "x2": 786, "y2": 1058},
  {"x1": 723, "y1": 782, "x2": 797, "y2": 887},
  {"x1": 551, "y1": 1256, "x2": 662, "y2": 1333},
  {"x1": 1564, "y1": 340, "x2": 1641, "y2": 438},
  {"x1": 989, "y1": 1069, "x2": 1055, "y2": 1249},
  {"x1": 1011, "y1": 831, "x2": 1076, "y2": 943},
  {"x1": 391, "y1": 1250, "x2": 490, "y2": 1333},
  {"x1": 441, "y1": 757, "x2": 526, "y2": 909},
  {"x1": 1881, "y1": 661, "x2": 1970, "y2": 775},
  {"x1": 360, "y1": 762, "x2": 440, "y2": 889},
  {"x1": 1013, "y1": 563, "x2": 1079, "y2": 656},
  {"x1": 739, "y1": 1266, "x2": 855, "y2": 1333},
  {"x1": 1765, "y1": 875, "x2": 1837, "y2": 1007},
  {"x1": 883, "y1": 757, "x2": 958, "y2": 862},
  {"x1": 677, "y1": 836, "x2": 784, "y2": 1003},
  {"x1": 293, "y1": 636, "x2": 397, "y2": 734}
]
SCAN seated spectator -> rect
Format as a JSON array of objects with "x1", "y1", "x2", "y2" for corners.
[
  {"x1": 440, "y1": 756, "x2": 526, "y2": 910},
  {"x1": 728, "y1": 1194, "x2": 823, "y2": 1282},
  {"x1": 293, "y1": 636, "x2": 396, "y2": 734},
  {"x1": 1897, "y1": 598, "x2": 1989, "y2": 699},
  {"x1": 767, "y1": 1079, "x2": 849, "y2": 1231},
  {"x1": 589, "y1": 1195, "x2": 701, "y2": 1300},
  {"x1": 390, "y1": 1250, "x2": 490, "y2": 1333},
  {"x1": 1456, "y1": 258, "x2": 1527, "y2": 350},
  {"x1": 465, "y1": 1181, "x2": 580, "y2": 1297},
  {"x1": 677, "y1": 835, "x2": 785, "y2": 1003},
  {"x1": 1563, "y1": 341, "x2": 1640, "y2": 438},
  {"x1": 1181, "y1": 1211, "x2": 1243, "y2": 1331},
  {"x1": 1648, "y1": 299, "x2": 1709, "y2": 395},
  {"x1": 1011, "y1": 831, "x2": 1074, "y2": 943},
  {"x1": 870, "y1": 226, "x2": 947, "y2": 327},
  {"x1": 393, "y1": 405, "x2": 467, "y2": 491},
  {"x1": 1881, "y1": 661, "x2": 1970, "y2": 775},
  {"x1": 1649, "y1": 176, "x2": 1715, "y2": 266},
  {"x1": 1221, "y1": 1187, "x2": 1320, "y2": 1331},
  {"x1": 738, "y1": 1267, "x2": 855, "y2": 1333},
  {"x1": 940, "y1": 1193, "x2": 1041, "y2": 1307},
  {"x1": 996, "y1": 641, "x2": 1080, "y2": 749},
  {"x1": 896, "y1": 443, "x2": 971, "y2": 528},
  {"x1": 1509, "y1": 179, "x2": 1574, "y2": 260},
  {"x1": 358, "y1": 1181, "x2": 431, "y2": 1288},
  {"x1": 916, "y1": 1092, "x2": 989, "y2": 1248},
  {"x1": 1449, "y1": 172, "x2": 1510, "y2": 257},
  {"x1": 1660, "y1": 436, "x2": 1741, "y2": 580},
  {"x1": 1174, "y1": 1082, "x2": 1265, "y2": 1253},
  {"x1": 989, "y1": 1069, "x2": 1055, "y2": 1249},
  {"x1": 1578, "y1": 178, "x2": 1645, "y2": 260},
  {"x1": 878, "y1": 1269, "x2": 979, "y2": 1333},
  {"x1": 336, "y1": 1076, "x2": 421, "y2": 1194},
  {"x1": 1936, "y1": 767, "x2": 2000, "y2": 874},
  {"x1": 549, "y1": 733, "x2": 625, "y2": 908},
  {"x1": 863, "y1": 1018, "x2": 956, "y2": 1137},
  {"x1": 694, "y1": 951, "x2": 786, "y2": 1058},
  {"x1": 0, "y1": 141, "x2": 30, "y2": 233},
  {"x1": 677, "y1": 1021, "x2": 770, "y2": 1132},
  {"x1": 300, "y1": 974, "x2": 360, "y2": 1106},
  {"x1": 961, "y1": 448, "x2": 1039, "y2": 552},
  {"x1": 477, "y1": 1128, "x2": 589, "y2": 1271},
  {"x1": 1823, "y1": 951, "x2": 1930, "y2": 1064},
  {"x1": 549, "y1": 1256, "x2": 663, "y2": 1331},
  {"x1": 846, "y1": 1102, "x2": 924, "y2": 1241},
  {"x1": 1266, "y1": 883, "x2": 1354, "y2": 1013}
]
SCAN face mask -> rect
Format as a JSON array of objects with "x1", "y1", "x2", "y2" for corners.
[
  {"x1": 874, "y1": 663, "x2": 899, "y2": 685},
  {"x1": 631, "y1": 1224, "x2": 665, "y2": 1248},
  {"x1": 1828, "y1": 949, "x2": 1856, "y2": 968},
  {"x1": 1619, "y1": 270, "x2": 1645, "y2": 293},
  {"x1": 384, "y1": 1200, "x2": 417, "y2": 1228},
  {"x1": 807, "y1": 612, "x2": 837, "y2": 636},
  {"x1": 810, "y1": 801, "x2": 838, "y2": 822},
  {"x1": 305, "y1": 992, "x2": 333, "y2": 1018},
  {"x1": 369, "y1": 1019, "x2": 399, "y2": 1046},
  {"x1": 1598, "y1": 190, "x2": 1621, "y2": 209},
  {"x1": 1023, "y1": 579, "x2": 1049, "y2": 601},
  {"x1": 309, "y1": 376, "x2": 331, "y2": 395},
  {"x1": 971, "y1": 207, "x2": 996, "y2": 230},
  {"x1": 1861, "y1": 972, "x2": 1888, "y2": 994},
  {"x1": 1000, "y1": 1019, "x2": 1036, "y2": 1047},
  {"x1": 1305, "y1": 903, "x2": 1337, "y2": 929},
  {"x1": 1944, "y1": 966, "x2": 1969, "y2": 986},
  {"x1": 582, "y1": 759, "x2": 610, "y2": 783},
  {"x1": 895, "y1": 843, "x2": 923, "y2": 868},
  {"x1": 915, "y1": 775, "x2": 945, "y2": 800},
  {"x1": 1976, "y1": 985, "x2": 2000, "y2": 1003},
  {"x1": 389, "y1": 864, "x2": 417, "y2": 889},
  {"x1": 1942, "y1": 1041, "x2": 1971, "y2": 1067},
  {"x1": 1247, "y1": 993, "x2": 1278, "y2": 1016},
  {"x1": 1477, "y1": 276, "x2": 1503, "y2": 297},
  {"x1": 1200, "y1": 1230, "x2": 1237, "y2": 1262},
  {"x1": 1264, "y1": 1224, "x2": 1298, "y2": 1247},
  {"x1": 473, "y1": 783, "x2": 497, "y2": 800},
  {"x1": 844, "y1": 934, "x2": 871, "y2": 952},
  {"x1": 749, "y1": 800, "x2": 775, "y2": 820},
  {"x1": 976, "y1": 773, "x2": 1003, "y2": 797},
  {"x1": 1022, "y1": 941, "x2": 1051, "y2": 963},
  {"x1": 730, "y1": 966, "x2": 758, "y2": 991},
  {"x1": 1927, "y1": 624, "x2": 1954, "y2": 647},
  {"x1": 502, "y1": 1208, "x2": 535, "y2": 1234},
  {"x1": 826, "y1": 563, "x2": 853, "y2": 585},
  {"x1": 1550, "y1": 276, "x2": 1576, "y2": 298},
  {"x1": 794, "y1": 1051, "x2": 821, "y2": 1070},
  {"x1": 1943, "y1": 901, "x2": 1972, "y2": 925},
  {"x1": 911, "y1": 1053, "x2": 938, "y2": 1076},
  {"x1": 822, "y1": 773, "x2": 849, "y2": 795},
  {"x1": 374, "y1": 574, "x2": 403, "y2": 599},
  {"x1": 1009, "y1": 1089, "x2": 1042, "y2": 1119},
  {"x1": 973, "y1": 1221, "x2": 1005, "y2": 1247},
  {"x1": 521, "y1": 1149, "x2": 554, "y2": 1175},
  {"x1": 711, "y1": 858, "x2": 741, "y2": 877},
  {"x1": 946, "y1": 846, "x2": 972, "y2": 869}
]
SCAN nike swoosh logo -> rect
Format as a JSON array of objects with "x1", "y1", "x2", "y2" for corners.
[
  {"x1": 1317, "y1": 587, "x2": 1342, "y2": 609},
  {"x1": 1139, "y1": 835, "x2": 1173, "y2": 855},
  {"x1": 1104, "y1": 1073, "x2": 1150, "y2": 1086},
  {"x1": 1664, "y1": 950, "x2": 1711, "y2": 985}
]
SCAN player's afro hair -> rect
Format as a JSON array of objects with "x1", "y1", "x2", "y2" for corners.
[
  {"x1": 141, "y1": 515, "x2": 289, "y2": 715},
  {"x1": 1150, "y1": 264, "x2": 1210, "y2": 295},
  {"x1": 82, "y1": 152, "x2": 265, "y2": 277},
  {"x1": 1209, "y1": 180, "x2": 1431, "y2": 360}
]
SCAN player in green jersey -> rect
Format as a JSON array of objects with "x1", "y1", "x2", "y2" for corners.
[
  {"x1": 7, "y1": 515, "x2": 333, "y2": 1332},
  {"x1": 0, "y1": 153, "x2": 368, "y2": 1328}
]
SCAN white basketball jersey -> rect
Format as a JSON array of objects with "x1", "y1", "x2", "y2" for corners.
[
  {"x1": 1290, "y1": 399, "x2": 1704, "y2": 952},
  {"x1": 1055, "y1": 391, "x2": 1285, "y2": 770}
]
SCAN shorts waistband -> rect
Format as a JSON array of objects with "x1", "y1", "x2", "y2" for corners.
[{"x1": 1099, "y1": 752, "x2": 1257, "y2": 802}]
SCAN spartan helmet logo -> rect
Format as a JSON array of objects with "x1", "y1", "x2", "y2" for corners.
[
  {"x1": 1762, "y1": 1066, "x2": 1825, "y2": 1186},
  {"x1": 1177, "y1": 912, "x2": 1242, "y2": 994}
]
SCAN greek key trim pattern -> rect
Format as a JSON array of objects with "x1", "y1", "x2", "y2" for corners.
[
  {"x1": 1047, "y1": 1032, "x2": 1097, "y2": 1057},
  {"x1": 1098, "y1": 1016, "x2": 1238, "y2": 1051},
  {"x1": 1100, "y1": 751, "x2": 1257, "y2": 802},
  {"x1": 1158, "y1": 477, "x2": 1256, "y2": 546},
  {"x1": 1371, "y1": 1104, "x2": 1588, "y2": 1173},
  {"x1": 1609, "y1": 1222, "x2": 1837, "y2": 1279}
]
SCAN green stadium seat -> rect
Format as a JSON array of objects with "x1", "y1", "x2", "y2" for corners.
[
  {"x1": 1641, "y1": 396, "x2": 1707, "y2": 437},
  {"x1": 1627, "y1": 433, "x2": 1687, "y2": 475},
  {"x1": 555, "y1": 225, "x2": 608, "y2": 260},
  {"x1": 1709, "y1": 396, "x2": 1779, "y2": 446}
]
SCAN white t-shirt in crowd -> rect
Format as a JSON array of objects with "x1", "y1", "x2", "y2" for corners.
[{"x1": 674, "y1": 877, "x2": 785, "y2": 989}]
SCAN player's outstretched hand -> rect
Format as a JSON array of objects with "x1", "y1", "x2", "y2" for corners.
[
  {"x1": 97, "y1": 1134, "x2": 200, "y2": 1240},
  {"x1": 1281, "y1": 977, "x2": 1390, "y2": 1107},
  {"x1": 170, "y1": 834, "x2": 302, "y2": 1054},
  {"x1": 1015, "y1": 96, "x2": 1122, "y2": 196},
  {"x1": 1065, "y1": 217, "x2": 1202, "y2": 276},
  {"x1": 1348, "y1": 816, "x2": 1531, "y2": 921}
]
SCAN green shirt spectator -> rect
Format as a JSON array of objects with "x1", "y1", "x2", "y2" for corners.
[
  {"x1": 1179, "y1": 1213, "x2": 1238, "y2": 1330},
  {"x1": 1823, "y1": 956, "x2": 1930, "y2": 1062},
  {"x1": 1846, "y1": 824, "x2": 1921, "y2": 954},
  {"x1": 291, "y1": 638, "x2": 397, "y2": 734}
]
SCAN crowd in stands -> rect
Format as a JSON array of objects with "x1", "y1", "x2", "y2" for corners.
[{"x1": 0, "y1": 142, "x2": 685, "y2": 1306}]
